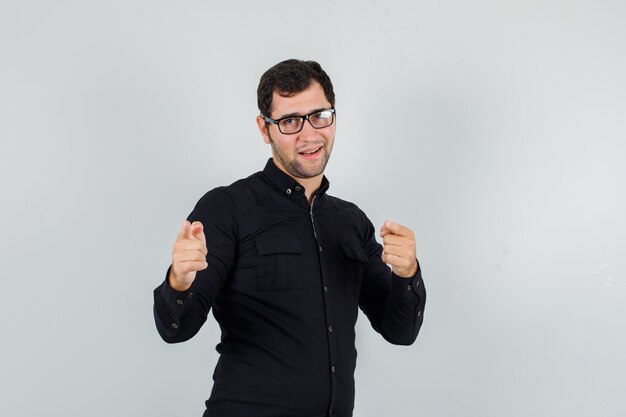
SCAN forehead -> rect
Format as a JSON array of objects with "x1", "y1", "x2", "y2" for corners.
[{"x1": 271, "y1": 81, "x2": 330, "y2": 118}]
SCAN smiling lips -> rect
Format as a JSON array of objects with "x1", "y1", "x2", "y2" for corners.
[{"x1": 298, "y1": 145, "x2": 323, "y2": 156}]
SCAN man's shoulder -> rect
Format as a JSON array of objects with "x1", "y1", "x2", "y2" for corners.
[
  {"x1": 224, "y1": 170, "x2": 265, "y2": 193},
  {"x1": 192, "y1": 171, "x2": 269, "y2": 215}
]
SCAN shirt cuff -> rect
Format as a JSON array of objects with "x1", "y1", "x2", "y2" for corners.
[
  {"x1": 391, "y1": 261, "x2": 423, "y2": 301},
  {"x1": 159, "y1": 265, "x2": 195, "y2": 319}
]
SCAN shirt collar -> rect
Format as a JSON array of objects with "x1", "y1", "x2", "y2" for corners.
[{"x1": 262, "y1": 158, "x2": 330, "y2": 198}]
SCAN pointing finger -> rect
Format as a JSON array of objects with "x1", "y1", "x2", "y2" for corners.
[
  {"x1": 190, "y1": 221, "x2": 206, "y2": 244},
  {"x1": 379, "y1": 220, "x2": 391, "y2": 237},
  {"x1": 177, "y1": 220, "x2": 191, "y2": 239},
  {"x1": 380, "y1": 220, "x2": 413, "y2": 237}
]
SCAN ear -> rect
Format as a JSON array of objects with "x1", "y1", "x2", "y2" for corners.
[{"x1": 256, "y1": 116, "x2": 271, "y2": 144}]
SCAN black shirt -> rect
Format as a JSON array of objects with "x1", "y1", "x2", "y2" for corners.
[{"x1": 153, "y1": 159, "x2": 426, "y2": 417}]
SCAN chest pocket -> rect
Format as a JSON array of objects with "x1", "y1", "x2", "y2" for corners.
[
  {"x1": 255, "y1": 237, "x2": 303, "y2": 291},
  {"x1": 340, "y1": 242, "x2": 369, "y2": 297}
]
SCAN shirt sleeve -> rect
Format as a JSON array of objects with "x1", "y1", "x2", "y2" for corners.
[
  {"x1": 356, "y1": 209, "x2": 426, "y2": 346},
  {"x1": 153, "y1": 188, "x2": 238, "y2": 343}
]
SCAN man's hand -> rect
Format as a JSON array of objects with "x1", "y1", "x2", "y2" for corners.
[
  {"x1": 380, "y1": 220, "x2": 418, "y2": 278},
  {"x1": 168, "y1": 220, "x2": 208, "y2": 291}
]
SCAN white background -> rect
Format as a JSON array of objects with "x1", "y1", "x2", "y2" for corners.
[{"x1": 1, "y1": 1, "x2": 625, "y2": 416}]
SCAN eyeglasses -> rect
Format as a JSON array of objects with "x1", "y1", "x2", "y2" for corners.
[{"x1": 263, "y1": 108, "x2": 336, "y2": 135}]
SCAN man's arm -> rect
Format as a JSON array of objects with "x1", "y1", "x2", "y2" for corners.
[
  {"x1": 153, "y1": 188, "x2": 238, "y2": 343},
  {"x1": 357, "y1": 211, "x2": 426, "y2": 345}
]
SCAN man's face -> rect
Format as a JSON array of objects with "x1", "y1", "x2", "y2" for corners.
[{"x1": 256, "y1": 81, "x2": 336, "y2": 181}]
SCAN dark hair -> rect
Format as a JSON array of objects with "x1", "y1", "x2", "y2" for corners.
[{"x1": 257, "y1": 59, "x2": 335, "y2": 117}]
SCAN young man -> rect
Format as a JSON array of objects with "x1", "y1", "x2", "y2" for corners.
[{"x1": 153, "y1": 59, "x2": 426, "y2": 417}]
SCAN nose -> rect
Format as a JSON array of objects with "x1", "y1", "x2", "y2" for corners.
[{"x1": 299, "y1": 117, "x2": 318, "y2": 140}]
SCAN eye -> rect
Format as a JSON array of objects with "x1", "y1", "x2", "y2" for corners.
[
  {"x1": 313, "y1": 111, "x2": 331, "y2": 120},
  {"x1": 281, "y1": 117, "x2": 298, "y2": 125}
]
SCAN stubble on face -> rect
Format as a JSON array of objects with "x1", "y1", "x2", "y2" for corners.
[{"x1": 268, "y1": 130, "x2": 334, "y2": 179}]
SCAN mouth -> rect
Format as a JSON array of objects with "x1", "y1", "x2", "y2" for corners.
[{"x1": 298, "y1": 146, "x2": 323, "y2": 159}]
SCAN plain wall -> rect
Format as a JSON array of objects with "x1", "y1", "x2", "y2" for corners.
[{"x1": 1, "y1": 1, "x2": 625, "y2": 416}]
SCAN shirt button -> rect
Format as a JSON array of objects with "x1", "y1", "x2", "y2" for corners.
[
  {"x1": 418, "y1": 310, "x2": 422, "y2": 317},
  {"x1": 295, "y1": 186, "x2": 301, "y2": 191},
  {"x1": 286, "y1": 188, "x2": 292, "y2": 195},
  {"x1": 324, "y1": 286, "x2": 328, "y2": 293},
  {"x1": 318, "y1": 245, "x2": 323, "y2": 252},
  {"x1": 171, "y1": 323, "x2": 178, "y2": 329},
  {"x1": 407, "y1": 285, "x2": 412, "y2": 291},
  {"x1": 328, "y1": 326, "x2": 334, "y2": 332},
  {"x1": 331, "y1": 366, "x2": 336, "y2": 373},
  {"x1": 176, "y1": 299, "x2": 183, "y2": 305}
]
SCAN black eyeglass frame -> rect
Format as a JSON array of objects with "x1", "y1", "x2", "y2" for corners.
[{"x1": 262, "y1": 108, "x2": 336, "y2": 135}]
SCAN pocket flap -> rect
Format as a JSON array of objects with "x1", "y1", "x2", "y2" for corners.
[
  {"x1": 340, "y1": 242, "x2": 370, "y2": 263},
  {"x1": 256, "y1": 237, "x2": 302, "y2": 255}
]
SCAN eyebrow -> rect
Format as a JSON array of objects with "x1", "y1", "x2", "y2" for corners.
[{"x1": 275, "y1": 107, "x2": 331, "y2": 120}]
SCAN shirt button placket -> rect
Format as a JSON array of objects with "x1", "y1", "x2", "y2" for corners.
[{"x1": 309, "y1": 196, "x2": 337, "y2": 411}]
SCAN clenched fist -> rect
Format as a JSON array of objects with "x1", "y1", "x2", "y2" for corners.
[
  {"x1": 380, "y1": 220, "x2": 419, "y2": 278},
  {"x1": 168, "y1": 220, "x2": 208, "y2": 291}
]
